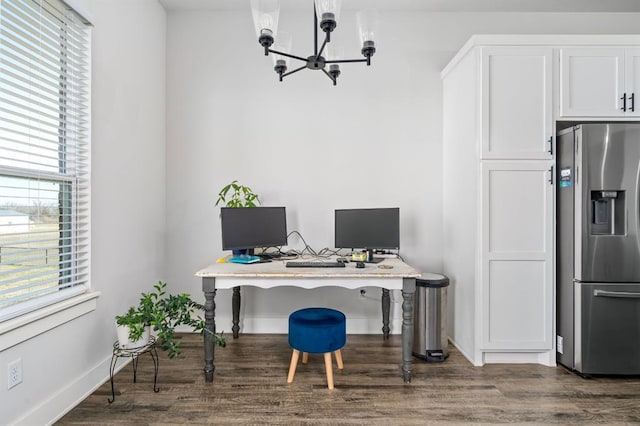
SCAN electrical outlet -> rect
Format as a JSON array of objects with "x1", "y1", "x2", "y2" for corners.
[
  {"x1": 8, "y1": 358, "x2": 22, "y2": 389},
  {"x1": 557, "y1": 335, "x2": 564, "y2": 354}
]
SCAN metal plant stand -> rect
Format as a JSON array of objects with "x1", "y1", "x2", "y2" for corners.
[{"x1": 108, "y1": 336, "x2": 159, "y2": 403}]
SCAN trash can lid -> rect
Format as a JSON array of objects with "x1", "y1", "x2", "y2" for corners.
[{"x1": 416, "y1": 273, "x2": 449, "y2": 288}]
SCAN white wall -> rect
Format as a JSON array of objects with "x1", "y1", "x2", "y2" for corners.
[
  {"x1": 0, "y1": 1, "x2": 167, "y2": 424},
  {"x1": 164, "y1": 8, "x2": 640, "y2": 336},
  {"x1": 165, "y1": 7, "x2": 444, "y2": 336}
]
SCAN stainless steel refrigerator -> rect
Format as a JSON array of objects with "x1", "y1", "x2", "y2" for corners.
[{"x1": 557, "y1": 123, "x2": 640, "y2": 376}]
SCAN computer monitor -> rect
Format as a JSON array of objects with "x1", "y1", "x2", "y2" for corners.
[
  {"x1": 334, "y1": 208, "x2": 400, "y2": 263},
  {"x1": 220, "y1": 207, "x2": 287, "y2": 251}
]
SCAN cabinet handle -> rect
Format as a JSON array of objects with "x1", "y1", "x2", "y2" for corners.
[
  {"x1": 548, "y1": 166, "x2": 554, "y2": 185},
  {"x1": 594, "y1": 289, "x2": 640, "y2": 299},
  {"x1": 631, "y1": 93, "x2": 635, "y2": 112},
  {"x1": 621, "y1": 93, "x2": 627, "y2": 112},
  {"x1": 547, "y1": 136, "x2": 553, "y2": 155}
]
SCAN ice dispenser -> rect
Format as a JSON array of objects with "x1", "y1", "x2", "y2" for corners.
[{"x1": 590, "y1": 190, "x2": 625, "y2": 235}]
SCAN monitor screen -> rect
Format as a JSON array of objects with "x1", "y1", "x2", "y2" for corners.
[
  {"x1": 220, "y1": 207, "x2": 287, "y2": 251},
  {"x1": 334, "y1": 208, "x2": 400, "y2": 250}
]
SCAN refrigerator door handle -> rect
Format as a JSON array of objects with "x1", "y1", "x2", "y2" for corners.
[{"x1": 594, "y1": 289, "x2": 640, "y2": 299}]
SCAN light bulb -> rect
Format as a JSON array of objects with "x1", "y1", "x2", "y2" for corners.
[
  {"x1": 314, "y1": 0, "x2": 342, "y2": 23},
  {"x1": 271, "y1": 31, "x2": 292, "y2": 67},
  {"x1": 356, "y1": 9, "x2": 378, "y2": 45},
  {"x1": 251, "y1": 0, "x2": 280, "y2": 39}
]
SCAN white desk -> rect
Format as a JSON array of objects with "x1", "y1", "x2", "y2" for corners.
[{"x1": 195, "y1": 257, "x2": 421, "y2": 382}]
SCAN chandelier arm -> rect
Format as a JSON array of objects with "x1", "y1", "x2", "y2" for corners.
[
  {"x1": 325, "y1": 59, "x2": 369, "y2": 64},
  {"x1": 314, "y1": 7, "x2": 318, "y2": 57},
  {"x1": 316, "y1": 34, "x2": 329, "y2": 60},
  {"x1": 322, "y1": 68, "x2": 336, "y2": 84},
  {"x1": 268, "y1": 49, "x2": 308, "y2": 63},
  {"x1": 282, "y1": 65, "x2": 308, "y2": 78}
]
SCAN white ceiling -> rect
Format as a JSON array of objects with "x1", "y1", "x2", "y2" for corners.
[{"x1": 159, "y1": 0, "x2": 640, "y2": 12}]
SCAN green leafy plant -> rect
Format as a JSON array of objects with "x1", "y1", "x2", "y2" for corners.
[
  {"x1": 115, "y1": 306, "x2": 148, "y2": 341},
  {"x1": 116, "y1": 281, "x2": 226, "y2": 358},
  {"x1": 215, "y1": 180, "x2": 260, "y2": 207}
]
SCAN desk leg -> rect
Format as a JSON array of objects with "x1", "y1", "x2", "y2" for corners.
[
  {"x1": 381, "y1": 288, "x2": 390, "y2": 339},
  {"x1": 401, "y1": 277, "x2": 416, "y2": 382},
  {"x1": 203, "y1": 277, "x2": 217, "y2": 382},
  {"x1": 232, "y1": 286, "x2": 241, "y2": 338}
]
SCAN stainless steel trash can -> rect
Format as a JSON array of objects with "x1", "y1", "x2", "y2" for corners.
[{"x1": 412, "y1": 273, "x2": 449, "y2": 362}]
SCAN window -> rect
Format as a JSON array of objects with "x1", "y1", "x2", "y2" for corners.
[{"x1": 0, "y1": 0, "x2": 90, "y2": 322}]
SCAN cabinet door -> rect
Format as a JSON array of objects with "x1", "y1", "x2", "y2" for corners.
[
  {"x1": 560, "y1": 47, "x2": 625, "y2": 117},
  {"x1": 625, "y1": 48, "x2": 640, "y2": 117},
  {"x1": 481, "y1": 47, "x2": 552, "y2": 159},
  {"x1": 480, "y1": 161, "x2": 554, "y2": 350}
]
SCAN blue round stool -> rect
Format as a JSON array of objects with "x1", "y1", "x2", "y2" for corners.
[{"x1": 287, "y1": 307, "x2": 346, "y2": 389}]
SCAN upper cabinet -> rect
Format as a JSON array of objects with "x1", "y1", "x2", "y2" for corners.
[
  {"x1": 560, "y1": 47, "x2": 640, "y2": 117},
  {"x1": 625, "y1": 48, "x2": 640, "y2": 115},
  {"x1": 481, "y1": 47, "x2": 553, "y2": 159}
]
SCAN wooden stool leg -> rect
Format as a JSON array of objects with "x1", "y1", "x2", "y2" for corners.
[
  {"x1": 287, "y1": 350, "x2": 300, "y2": 384},
  {"x1": 302, "y1": 352, "x2": 309, "y2": 364},
  {"x1": 334, "y1": 350, "x2": 343, "y2": 370},
  {"x1": 324, "y1": 352, "x2": 334, "y2": 389}
]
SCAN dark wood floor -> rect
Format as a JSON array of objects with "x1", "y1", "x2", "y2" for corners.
[{"x1": 57, "y1": 333, "x2": 640, "y2": 425}]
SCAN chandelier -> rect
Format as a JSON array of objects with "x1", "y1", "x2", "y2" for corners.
[{"x1": 250, "y1": 0, "x2": 378, "y2": 86}]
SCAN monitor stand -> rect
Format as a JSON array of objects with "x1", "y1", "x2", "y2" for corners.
[{"x1": 365, "y1": 249, "x2": 385, "y2": 263}]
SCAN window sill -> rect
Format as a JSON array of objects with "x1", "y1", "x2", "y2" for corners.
[{"x1": 0, "y1": 291, "x2": 101, "y2": 351}]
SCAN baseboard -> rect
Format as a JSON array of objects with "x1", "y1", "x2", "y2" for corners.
[
  {"x1": 11, "y1": 353, "x2": 130, "y2": 426},
  {"x1": 482, "y1": 350, "x2": 556, "y2": 366}
]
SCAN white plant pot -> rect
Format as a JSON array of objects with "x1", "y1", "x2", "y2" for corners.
[{"x1": 116, "y1": 323, "x2": 151, "y2": 349}]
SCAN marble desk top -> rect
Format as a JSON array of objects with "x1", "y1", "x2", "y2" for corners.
[{"x1": 196, "y1": 256, "x2": 421, "y2": 279}]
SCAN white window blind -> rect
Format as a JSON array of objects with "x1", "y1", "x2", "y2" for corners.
[{"x1": 0, "y1": 0, "x2": 90, "y2": 321}]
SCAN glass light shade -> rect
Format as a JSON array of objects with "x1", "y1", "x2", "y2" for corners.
[
  {"x1": 325, "y1": 43, "x2": 344, "y2": 62},
  {"x1": 356, "y1": 9, "x2": 379, "y2": 44},
  {"x1": 326, "y1": 44, "x2": 343, "y2": 85},
  {"x1": 251, "y1": 0, "x2": 280, "y2": 39},
  {"x1": 314, "y1": 0, "x2": 342, "y2": 24},
  {"x1": 271, "y1": 31, "x2": 292, "y2": 66}
]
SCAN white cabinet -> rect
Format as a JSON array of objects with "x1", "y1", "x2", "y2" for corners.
[
  {"x1": 480, "y1": 49, "x2": 554, "y2": 350},
  {"x1": 443, "y1": 35, "x2": 640, "y2": 367},
  {"x1": 442, "y1": 44, "x2": 555, "y2": 366},
  {"x1": 480, "y1": 161, "x2": 554, "y2": 350},
  {"x1": 560, "y1": 47, "x2": 640, "y2": 117},
  {"x1": 481, "y1": 48, "x2": 553, "y2": 159}
]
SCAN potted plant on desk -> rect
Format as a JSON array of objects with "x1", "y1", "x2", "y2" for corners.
[
  {"x1": 216, "y1": 180, "x2": 260, "y2": 208},
  {"x1": 116, "y1": 281, "x2": 226, "y2": 358},
  {"x1": 216, "y1": 180, "x2": 260, "y2": 255}
]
